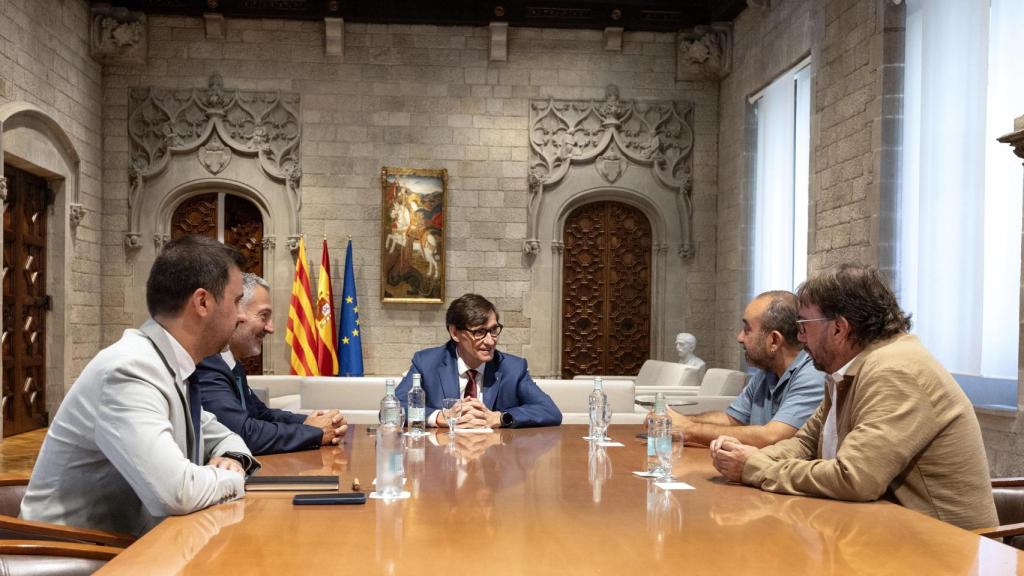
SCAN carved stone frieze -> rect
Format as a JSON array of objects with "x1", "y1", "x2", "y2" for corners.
[
  {"x1": 551, "y1": 240, "x2": 564, "y2": 255},
  {"x1": 262, "y1": 236, "x2": 277, "y2": 250},
  {"x1": 126, "y1": 73, "x2": 302, "y2": 248},
  {"x1": 69, "y1": 203, "x2": 86, "y2": 228},
  {"x1": 677, "y1": 24, "x2": 731, "y2": 80},
  {"x1": 527, "y1": 84, "x2": 696, "y2": 257},
  {"x1": 90, "y1": 6, "x2": 146, "y2": 65}
]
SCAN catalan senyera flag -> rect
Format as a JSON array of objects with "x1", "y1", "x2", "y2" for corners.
[
  {"x1": 285, "y1": 236, "x2": 319, "y2": 376},
  {"x1": 338, "y1": 239, "x2": 364, "y2": 376},
  {"x1": 314, "y1": 239, "x2": 339, "y2": 376}
]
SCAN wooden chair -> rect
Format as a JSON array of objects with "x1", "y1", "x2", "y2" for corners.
[
  {"x1": 0, "y1": 478, "x2": 134, "y2": 548},
  {"x1": 973, "y1": 477, "x2": 1024, "y2": 549},
  {"x1": 0, "y1": 540, "x2": 124, "y2": 575}
]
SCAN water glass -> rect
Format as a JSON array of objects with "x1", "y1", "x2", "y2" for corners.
[
  {"x1": 442, "y1": 398, "x2": 460, "y2": 435},
  {"x1": 655, "y1": 431, "x2": 683, "y2": 481}
]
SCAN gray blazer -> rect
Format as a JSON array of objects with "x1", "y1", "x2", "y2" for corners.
[{"x1": 20, "y1": 319, "x2": 255, "y2": 536}]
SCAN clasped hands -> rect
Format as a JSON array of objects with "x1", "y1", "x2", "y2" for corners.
[
  {"x1": 710, "y1": 435, "x2": 759, "y2": 483},
  {"x1": 437, "y1": 398, "x2": 501, "y2": 429},
  {"x1": 304, "y1": 409, "x2": 349, "y2": 445}
]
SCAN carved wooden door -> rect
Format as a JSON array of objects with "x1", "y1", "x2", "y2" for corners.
[
  {"x1": 561, "y1": 201, "x2": 651, "y2": 378},
  {"x1": 171, "y1": 193, "x2": 264, "y2": 373},
  {"x1": 2, "y1": 165, "x2": 51, "y2": 436}
]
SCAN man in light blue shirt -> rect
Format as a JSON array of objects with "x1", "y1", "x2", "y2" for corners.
[{"x1": 669, "y1": 291, "x2": 825, "y2": 447}]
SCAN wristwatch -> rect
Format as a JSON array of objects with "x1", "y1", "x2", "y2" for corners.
[{"x1": 500, "y1": 412, "x2": 514, "y2": 428}]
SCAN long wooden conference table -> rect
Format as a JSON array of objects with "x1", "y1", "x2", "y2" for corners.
[{"x1": 98, "y1": 425, "x2": 1023, "y2": 574}]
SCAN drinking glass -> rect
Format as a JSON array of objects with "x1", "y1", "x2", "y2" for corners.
[
  {"x1": 594, "y1": 403, "x2": 613, "y2": 442},
  {"x1": 442, "y1": 398, "x2": 460, "y2": 435},
  {"x1": 655, "y1": 431, "x2": 684, "y2": 481}
]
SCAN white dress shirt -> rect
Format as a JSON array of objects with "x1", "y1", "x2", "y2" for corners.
[{"x1": 822, "y1": 354, "x2": 859, "y2": 460}]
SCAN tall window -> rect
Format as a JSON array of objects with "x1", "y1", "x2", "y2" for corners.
[
  {"x1": 750, "y1": 59, "x2": 811, "y2": 296},
  {"x1": 901, "y1": 0, "x2": 1024, "y2": 404}
]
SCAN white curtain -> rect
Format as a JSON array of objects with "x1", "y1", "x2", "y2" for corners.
[
  {"x1": 752, "y1": 62, "x2": 811, "y2": 297},
  {"x1": 902, "y1": 0, "x2": 1022, "y2": 379}
]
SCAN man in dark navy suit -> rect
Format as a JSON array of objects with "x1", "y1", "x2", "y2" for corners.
[
  {"x1": 396, "y1": 293, "x2": 561, "y2": 429},
  {"x1": 195, "y1": 273, "x2": 348, "y2": 455}
]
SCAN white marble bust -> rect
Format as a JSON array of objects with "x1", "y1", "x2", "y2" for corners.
[{"x1": 675, "y1": 333, "x2": 706, "y2": 377}]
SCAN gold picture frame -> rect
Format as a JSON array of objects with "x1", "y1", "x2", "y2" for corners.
[{"x1": 380, "y1": 167, "x2": 447, "y2": 304}]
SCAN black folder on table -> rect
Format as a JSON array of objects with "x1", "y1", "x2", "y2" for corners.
[{"x1": 246, "y1": 475, "x2": 340, "y2": 491}]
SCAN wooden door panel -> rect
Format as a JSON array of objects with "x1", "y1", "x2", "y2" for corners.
[
  {"x1": 170, "y1": 192, "x2": 264, "y2": 374},
  {"x1": 561, "y1": 201, "x2": 651, "y2": 378},
  {"x1": 3, "y1": 165, "x2": 49, "y2": 437}
]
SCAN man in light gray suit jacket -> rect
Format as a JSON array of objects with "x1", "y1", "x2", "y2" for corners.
[{"x1": 21, "y1": 236, "x2": 260, "y2": 537}]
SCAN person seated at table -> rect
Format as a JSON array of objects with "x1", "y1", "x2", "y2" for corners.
[
  {"x1": 396, "y1": 293, "x2": 561, "y2": 429},
  {"x1": 668, "y1": 291, "x2": 825, "y2": 448},
  {"x1": 711, "y1": 264, "x2": 997, "y2": 531},
  {"x1": 195, "y1": 273, "x2": 348, "y2": 455},
  {"x1": 20, "y1": 236, "x2": 259, "y2": 537}
]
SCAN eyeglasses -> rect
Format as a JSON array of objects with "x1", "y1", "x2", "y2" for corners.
[
  {"x1": 463, "y1": 323, "x2": 503, "y2": 340},
  {"x1": 795, "y1": 317, "x2": 832, "y2": 334}
]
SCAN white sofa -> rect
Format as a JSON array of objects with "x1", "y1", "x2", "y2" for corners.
[
  {"x1": 247, "y1": 375, "x2": 644, "y2": 425},
  {"x1": 534, "y1": 379, "x2": 644, "y2": 425}
]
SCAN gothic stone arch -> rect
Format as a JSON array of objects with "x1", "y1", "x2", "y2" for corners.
[{"x1": 0, "y1": 101, "x2": 84, "y2": 426}]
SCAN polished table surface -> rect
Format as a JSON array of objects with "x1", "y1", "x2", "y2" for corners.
[{"x1": 98, "y1": 425, "x2": 1024, "y2": 575}]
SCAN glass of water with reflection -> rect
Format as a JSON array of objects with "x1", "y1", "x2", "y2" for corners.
[{"x1": 442, "y1": 398, "x2": 460, "y2": 435}]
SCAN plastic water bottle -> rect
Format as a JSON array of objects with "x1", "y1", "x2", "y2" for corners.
[
  {"x1": 588, "y1": 377, "x2": 607, "y2": 440},
  {"x1": 375, "y1": 422, "x2": 403, "y2": 498},
  {"x1": 407, "y1": 373, "x2": 426, "y2": 435},
  {"x1": 647, "y1": 393, "x2": 671, "y2": 474},
  {"x1": 380, "y1": 378, "x2": 401, "y2": 426}
]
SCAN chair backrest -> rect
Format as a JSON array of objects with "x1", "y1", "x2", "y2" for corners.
[
  {"x1": 0, "y1": 480, "x2": 28, "y2": 518},
  {"x1": 992, "y1": 480, "x2": 1024, "y2": 549},
  {"x1": 635, "y1": 360, "x2": 701, "y2": 388},
  {"x1": 0, "y1": 541, "x2": 121, "y2": 576},
  {"x1": 699, "y1": 368, "x2": 748, "y2": 396}
]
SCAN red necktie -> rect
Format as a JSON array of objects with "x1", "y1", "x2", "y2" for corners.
[{"x1": 465, "y1": 369, "x2": 478, "y2": 399}]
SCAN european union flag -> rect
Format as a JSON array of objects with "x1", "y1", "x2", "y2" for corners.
[{"x1": 337, "y1": 240, "x2": 364, "y2": 376}]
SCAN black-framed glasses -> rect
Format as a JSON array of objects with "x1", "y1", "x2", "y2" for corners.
[
  {"x1": 795, "y1": 317, "x2": 832, "y2": 334},
  {"x1": 463, "y1": 323, "x2": 503, "y2": 340}
]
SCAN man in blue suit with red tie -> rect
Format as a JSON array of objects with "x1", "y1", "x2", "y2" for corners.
[
  {"x1": 396, "y1": 293, "x2": 561, "y2": 429},
  {"x1": 195, "y1": 273, "x2": 348, "y2": 455}
]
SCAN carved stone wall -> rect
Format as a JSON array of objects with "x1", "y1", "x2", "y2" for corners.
[
  {"x1": 124, "y1": 74, "x2": 303, "y2": 374},
  {"x1": 527, "y1": 85, "x2": 696, "y2": 258},
  {"x1": 523, "y1": 86, "x2": 703, "y2": 376}
]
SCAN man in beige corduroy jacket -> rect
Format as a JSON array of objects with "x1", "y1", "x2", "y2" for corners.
[{"x1": 711, "y1": 264, "x2": 997, "y2": 531}]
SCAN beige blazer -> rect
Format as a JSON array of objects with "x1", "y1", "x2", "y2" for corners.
[
  {"x1": 21, "y1": 319, "x2": 255, "y2": 536},
  {"x1": 742, "y1": 334, "x2": 997, "y2": 531}
]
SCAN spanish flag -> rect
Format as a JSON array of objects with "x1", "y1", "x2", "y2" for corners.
[
  {"x1": 285, "y1": 236, "x2": 319, "y2": 376},
  {"x1": 314, "y1": 239, "x2": 339, "y2": 375}
]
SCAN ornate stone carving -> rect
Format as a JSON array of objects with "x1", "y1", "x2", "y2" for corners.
[
  {"x1": 262, "y1": 237, "x2": 277, "y2": 250},
  {"x1": 527, "y1": 85, "x2": 696, "y2": 257},
  {"x1": 199, "y1": 133, "x2": 232, "y2": 175},
  {"x1": 90, "y1": 6, "x2": 146, "y2": 65},
  {"x1": 551, "y1": 240, "x2": 564, "y2": 255},
  {"x1": 0, "y1": 176, "x2": 7, "y2": 203},
  {"x1": 126, "y1": 73, "x2": 302, "y2": 248},
  {"x1": 69, "y1": 203, "x2": 86, "y2": 228},
  {"x1": 153, "y1": 233, "x2": 170, "y2": 250},
  {"x1": 287, "y1": 235, "x2": 301, "y2": 254},
  {"x1": 677, "y1": 25, "x2": 731, "y2": 80},
  {"x1": 125, "y1": 233, "x2": 142, "y2": 249}
]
